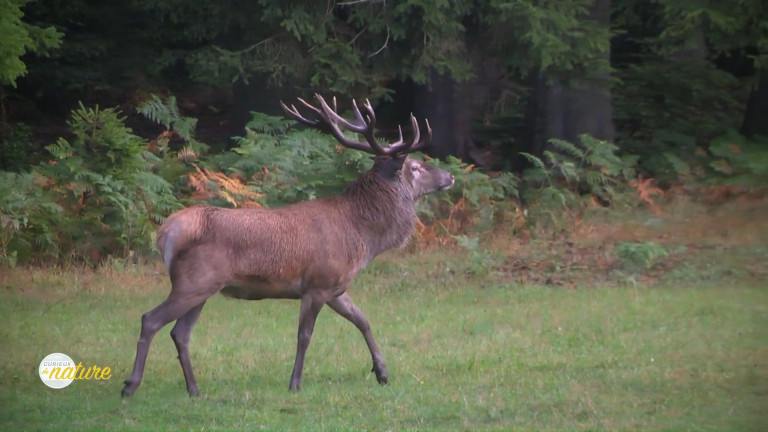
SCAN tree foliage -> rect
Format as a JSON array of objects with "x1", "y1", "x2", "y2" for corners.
[
  {"x1": 2, "y1": 1, "x2": 768, "y2": 265},
  {"x1": 655, "y1": 0, "x2": 767, "y2": 66},
  {"x1": 488, "y1": 0, "x2": 611, "y2": 76},
  {"x1": 0, "y1": 0, "x2": 62, "y2": 87}
]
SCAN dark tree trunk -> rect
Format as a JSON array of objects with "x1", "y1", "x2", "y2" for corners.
[
  {"x1": 233, "y1": 76, "x2": 301, "y2": 125},
  {"x1": 522, "y1": 0, "x2": 614, "y2": 158},
  {"x1": 524, "y1": 73, "x2": 615, "y2": 157},
  {"x1": 741, "y1": 69, "x2": 768, "y2": 137},
  {"x1": 413, "y1": 71, "x2": 474, "y2": 161}
]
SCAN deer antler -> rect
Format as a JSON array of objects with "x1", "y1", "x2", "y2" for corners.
[{"x1": 281, "y1": 94, "x2": 427, "y2": 157}]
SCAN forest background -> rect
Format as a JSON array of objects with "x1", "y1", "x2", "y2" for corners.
[{"x1": 0, "y1": 0, "x2": 766, "y2": 265}]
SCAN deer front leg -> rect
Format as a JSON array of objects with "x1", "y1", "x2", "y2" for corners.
[
  {"x1": 327, "y1": 292, "x2": 388, "y2": 385},
  {"x1": 289, "y1": 294, "x2": 325, "y2": 391}
]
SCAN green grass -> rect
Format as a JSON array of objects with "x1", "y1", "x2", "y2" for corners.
[{"x1": 1, "y1": 253, "x2": 766, "y2": 431}]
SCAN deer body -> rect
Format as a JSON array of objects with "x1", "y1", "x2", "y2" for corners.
[
  {"x1": 121, "y1": 96, "x2": 454, "y2": 397},
  {"x1": 158, "y1": 159, "x2": 433, "y2": 302}
]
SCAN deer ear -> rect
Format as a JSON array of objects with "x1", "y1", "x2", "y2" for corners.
[
  {"x1": 391, "y1": 154, "x2": 408, "y2": 171},
  {"x1": 372, "y1": 156, "x2": 406, "y2": 179}
]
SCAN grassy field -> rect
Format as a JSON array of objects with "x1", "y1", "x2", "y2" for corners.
[
  {"x1": 1, "y1": 247, "x2": 766, "y2": 431},
  {"x1": 2, "y1": 196, "x2": 767, "y2": 430}
]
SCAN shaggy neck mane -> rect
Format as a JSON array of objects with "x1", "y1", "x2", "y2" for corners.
[{"x1": 341, "y1": 165, "x2": 417, "y2": 258}]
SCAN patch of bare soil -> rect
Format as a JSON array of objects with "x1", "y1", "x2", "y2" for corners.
[{"x1": 496, "y1": 191, "x2": 768, "y2": 286}]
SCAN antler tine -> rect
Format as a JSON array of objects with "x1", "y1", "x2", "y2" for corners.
[
  {"x1": 297, "y1": 97, "x2": 325, "y2": 118},
  {"x1": 355, "y1": 99, "x2": 386, "y2": 154},
  {"x1": 409, "y1": 116, "x2": 432, "y2": 151},
  {"x1": 319, "y1": 96, "x2": 365, "y2": 133},
  {"x1": 316, "y1": 94, "x2": 386, "y2": 155},
  {"x1": 391, "y1": 125, "x2": 405, "y2": 151},
  {"x1": 280, "y1": 100, "x2": 322, "y2": 127},
  {"x1": 282, "y1": 95, "x2": 430, "y2": 158},
  {"x1": 384, "y1": 113, "x2": 422, "y2": 156},
  {"x1": 302, "y1": 94, "x2": 374, "y2": 153},
  {"x1": 360, "y1": 99, "x2": 377, "y2": 128},
  {"x1": 281, "y1": 96, "x2": 371, "y2": 153},
  {"x1": 410, "y1": 114, "x2": 421, "y2": 147}
]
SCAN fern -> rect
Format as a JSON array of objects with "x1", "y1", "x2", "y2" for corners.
[
  {"x1": 138, "y1": 95, "x2": 182, "y2": 133},
  {"x1": 137, "y1": 94, "x2": 206, "y2": 152},
  {"x1": 518, "y1": 135, "x2": 640, "y2": 232},
  {"x1": 491, "y1": 172, "x2": 520, "y2": 200},
  {"x1": 549, "y1": 138, "x2": 585, "y2": 161},
  {"x1": 523, "y1": 135, "x2": 637, "y2": 206},
  {"x1": 520, "y1": 152, "x2": 547, "y2": 171},
  {"x1": 0, "y1": 171, "x2": 63, "y2": 265},
  {"x1": 540, "y1": 185, "x2": 570, "y2": 208},
  {"x1": 585, "y1": 170, "x2": 612, "y2": 186},
  {"x1": 581, "y1": 136, "x2": 622, "y2": 172},
  {"x1": 614, "y1": 241, "x2": 668, "y2": 271},
  {"x1": 662, "y1": 152, "x2": 691, "y2": 180},
  {"x1": 706, "y1": 130, "x2": 768, "y2": 188},
  {"x1": 22, "y1": 101, "x2": 188, "y2": 263},
  {"x1": 247, "y1": 111, "x2": 295, "y2": 135},
  {"x1": 554, "y1": 156, "x2": 580, "y2": 184}
]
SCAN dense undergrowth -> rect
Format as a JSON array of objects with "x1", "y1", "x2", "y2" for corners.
[{"x1": 1, "y1": 95, "x2": 766, "y2": 269}]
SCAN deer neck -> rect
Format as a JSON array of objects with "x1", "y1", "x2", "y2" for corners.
[{"x1": 342, "y1": 170, "x2": 417, "y2": 260}]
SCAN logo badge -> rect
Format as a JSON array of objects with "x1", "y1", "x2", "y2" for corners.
[{"x1": 39, "y1": 353, "x2": 76, "y2": 389}]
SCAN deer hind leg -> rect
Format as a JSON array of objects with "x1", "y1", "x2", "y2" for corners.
[
  {"x1": 327, "y1": 292, "x2": 388, "y2": 385},
  {"x1": 170, "y1": 301, "x2": 206, "y2": 396},
  {"x1": 289, "y1": 293, "x2": 325, "y2": 392},
  {"x1": 121, "y1": 292, "x2": 208, "y2": 398}
]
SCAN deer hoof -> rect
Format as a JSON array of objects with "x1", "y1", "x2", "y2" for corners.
[
  {"x1": 121, "y1": 384, "x2": 134, "y2": 398},
  {"x1": 373, "y1": 366, "x2": 388, "y2": 385}
]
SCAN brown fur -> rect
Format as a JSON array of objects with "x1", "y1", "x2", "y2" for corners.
[
  {"x1": 122, "y1": 155, "x2": 453, "y2": 396},
  {"x1": 156, "y1": 158, "x2": 442, "y2": 297}
]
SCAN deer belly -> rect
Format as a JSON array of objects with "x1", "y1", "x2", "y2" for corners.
[{"x1": 220, "y1": 276, "x2": 302, "y2": 300}]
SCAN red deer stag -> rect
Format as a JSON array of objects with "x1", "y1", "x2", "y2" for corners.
[{"x1": 121, "y1": 94, "x2": 454, "y2": 397}]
